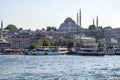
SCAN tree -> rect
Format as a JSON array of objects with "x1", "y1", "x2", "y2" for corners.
[
  {"x1": 88, "y1": 25, "x2": 96, "y2": 30},
  {"x1": 29, "y1": 42, "x2": 36, "y2": 50},
  {"x1": 5, "y1": 24, "x2": 18, "y2": 31},
  {"x1": 19, "y1": 28, "x2": 23, "y2": 30},
  {"x1": 47, "y1": 26, "x2": 57, "y2": 31},
  {"x1": 42, "y1": 39, "x2": 51, "y2": 46},
  {"x1": 41, "y1": 28, "x2": 46, "y2": 31}
]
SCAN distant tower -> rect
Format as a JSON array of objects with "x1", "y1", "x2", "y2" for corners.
[
  {"x1": 1, "y1": 20, "x2": 3, "y2": 39},
  {"x1": 96, "y1": 16, "x2": 98, "y2": 27},
  {"x1": 77, "y1": 12, "x2": 79, "y2": 26},
  {"x1": 93, "y1": 18, "x2": 95, "y2": 25},
  {"x1": 79, "y1": 9, "x2": 81, "y2": 29}
]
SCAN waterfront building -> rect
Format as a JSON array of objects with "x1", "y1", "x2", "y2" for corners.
[
  {"x1": 81, "y1": 37, "x2": 97, "y2": 46},
  {"x1": 10, "y1": 32, "x2": 31, "y2": 49},
  {"x1": 74, "y1": 34, "x2": 97, "y2": 47}
]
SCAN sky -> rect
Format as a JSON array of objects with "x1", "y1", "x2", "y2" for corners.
[{"x1": 0, "y1": 0, "x2": 120, "y2": 30}]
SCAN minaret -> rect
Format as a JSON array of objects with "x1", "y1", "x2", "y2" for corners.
[
  {"x1": 79, "y1": 9, "x2": 82, "y2": 42},
  {"x1": 1, "y1": 20, "x2": 3, "y2": 39},
  {"x1": 79, "y1": 9, "x2": 81, "y2": 29},
  {"x1": 93, "y1": 18, "x2": 95, "y2": 25},
  {"x1": 77, "y1": 12, "x2": 79, "y2": 26},
  {"x1": 96, "y1": 16, "x2": 98, "y2": 27}
]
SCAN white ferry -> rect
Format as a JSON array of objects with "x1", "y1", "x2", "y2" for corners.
[
  {"x1": 77, "y1": 47, "x2": 105, "y2": 56},
  {"x1": 27, "y1": 47, "x2": 68, "y2": 55}
]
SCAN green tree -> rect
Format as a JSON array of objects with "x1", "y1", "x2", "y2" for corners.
[
  {"x1": 19, "y1": 27, "x2": 23, "y2": 30},
  {"x1": 5, "y1": 24, "x2": 18, "y2": 31},
  {"x1": 29, "y1": 42, "x2": 36, "y2": 50},
  {"x1": 42, "y1": 39, "x2": 51, "y2": 46},
  {"x1": 88, "y1": 25, "x2": 96, "y2": 30}
]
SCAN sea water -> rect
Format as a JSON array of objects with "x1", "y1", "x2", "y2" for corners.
[{"x1": 0, "y1": 55, "x2": 120, "y2": 80}]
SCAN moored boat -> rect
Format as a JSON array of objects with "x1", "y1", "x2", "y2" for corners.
[
  {"x1": 77, "y1": 47, "x2": 105, "y2": 56},
  {"x1": 26, "y1": 47, "x2": 68, "y2": 55},
  {"x1": 4, "y1": 49, "x2": 26, "y2": 55}
]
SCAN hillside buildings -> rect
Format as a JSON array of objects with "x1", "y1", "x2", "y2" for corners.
[
  {"x1": 0, "y1": 9, "x2": 120, "y2": 50},
  {"x1": 104, "y1": 28, "x2": 120, "y2": 41}
]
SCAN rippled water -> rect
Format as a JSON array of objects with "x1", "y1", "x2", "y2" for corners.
[{"x1": 0, "y1": 55, "x2": 120, "y2": 80}]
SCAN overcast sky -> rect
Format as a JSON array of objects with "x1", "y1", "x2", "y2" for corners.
[{"x1": 0, "y1": 0, "x2": 120, "y2": 30}]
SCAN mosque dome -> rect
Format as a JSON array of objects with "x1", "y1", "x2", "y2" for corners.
[
  {"x1": 64, "y1": 17, "x2": 75, "y2": 23},
  {"x1": 59, "y1": 17, "x2": 78, "y2": 33}
]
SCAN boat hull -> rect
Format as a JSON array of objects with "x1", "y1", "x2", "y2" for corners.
[{"x1": 79, "y1": 52, "x2": 105, "y2": 56}]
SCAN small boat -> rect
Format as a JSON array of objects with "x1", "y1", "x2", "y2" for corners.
[{"x1": 77, "y1": 47, "x2": 105, "y2": 56}]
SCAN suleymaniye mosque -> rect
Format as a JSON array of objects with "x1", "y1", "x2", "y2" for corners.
[
  {"x1": 59, "y1": 10, "x2": 82, "y2": 33},
  {"x1": 59, "y1": 17, "x2": 79, "y2": 33}
]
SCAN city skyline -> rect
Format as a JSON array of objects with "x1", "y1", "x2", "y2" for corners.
[{"x1": 0, "y1": 0, "x2": 120, "y2": 30}]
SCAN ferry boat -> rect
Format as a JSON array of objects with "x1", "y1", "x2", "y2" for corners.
[
  {"x1": 27, "y1": 47, "x2": 68, "y2": 55},
  {"x1": 4, "y1": 49, "x2": 26, "y2": 55},
  {"x1": 77, "y1": 47, "x2": 105, "y2": 56}
]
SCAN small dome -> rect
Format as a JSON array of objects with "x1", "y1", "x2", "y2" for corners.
[{"x1": 64, "y1": 17, "x2": 75, "y2": 23}]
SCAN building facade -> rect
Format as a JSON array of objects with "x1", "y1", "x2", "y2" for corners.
[
  {"x1": 74, "y1": 34, "x2": 97, "y2": 47},
  {"x1": 10, "y1": 32, "x2": 31, "y2": 49},
  {"x1": 104, "y1": 28, "x2": 120, "y2": 43}
]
